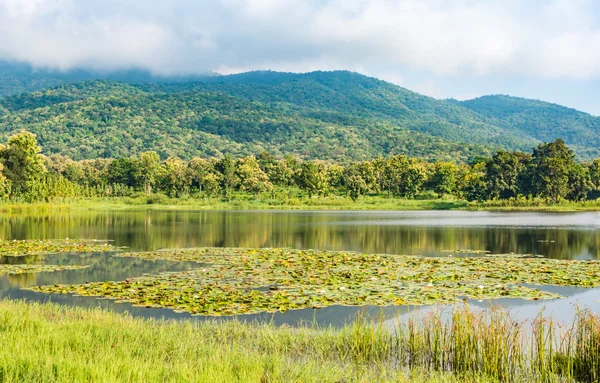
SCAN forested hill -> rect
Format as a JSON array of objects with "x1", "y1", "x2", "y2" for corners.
[
  {"x1": 457, "y1": 95, "x2": 600, "y2": 160},
  {"x1": 0, "y1": 66, "x2": 598, "y2": 161}
]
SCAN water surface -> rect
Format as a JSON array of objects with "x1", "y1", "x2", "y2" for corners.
[{"x1": 1, "y1": 210, "x2": 599, "y2": 326}]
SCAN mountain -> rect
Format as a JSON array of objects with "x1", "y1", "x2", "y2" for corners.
[
  {"x1": 0, "y1": 78, "x2": 494, "y2": 161},
  {"x1": 457, "y1": 95, "x2": 600, "y2": 160},
  {"x1": 0, "y1": 64, "x2": 599, "y2": 162}
]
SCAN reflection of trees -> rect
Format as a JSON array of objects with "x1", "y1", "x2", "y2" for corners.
[
  {"x1": 0, "y1": 211, "x2": 598, "y2": 260},
  {"x1": 5, "y1": 272, "x2": 37, "y2": 287},
  {"x1": 0, "y1": 254, "x2": 44, "y2": 265}
]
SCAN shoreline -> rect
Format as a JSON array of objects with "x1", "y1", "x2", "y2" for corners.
[{"x1": 2, "y1": 197, "x2": 600, "y2": 213}]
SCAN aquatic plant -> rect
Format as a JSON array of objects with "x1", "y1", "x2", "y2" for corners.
[
  {"x1": 0, "y1": 239, "x2": 119, "y2": 257},
  {"x1": 442, "y1": 249, "x2": 491, "y2": 254},
  {"x1": 0, "y1": 264, "x2": 88, "y2": 275},
  {"x1": 32, "y1": 246, "x2": 600, "y2": 316}
]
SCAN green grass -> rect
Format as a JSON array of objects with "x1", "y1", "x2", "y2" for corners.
[
  {"x1": 0, "y1": 299, "x2": 489, "y2": 383},
  {"x1": 3, "y1": 193, "x2": 600, "y2": 212},
  {"x1": 0, "y1": 195, "x2": 467, "y2": 213},
  {"x1": 0, "y1": 300, "x2": 599, "y2": 382}
]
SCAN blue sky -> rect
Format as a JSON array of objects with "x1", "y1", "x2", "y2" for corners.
[{"x1": 1, "y1": 0, "x2": 600, "y2": 114}]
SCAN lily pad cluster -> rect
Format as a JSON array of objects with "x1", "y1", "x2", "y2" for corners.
[
  {"x1": 442, "y1": 249, "x2": 491, "y2": 254},
  {"x1": 0, "y1": 238, "x2": 115, "y2": 278},
  {"x1": 0, "y1": 239, "x2": 119, "y2": 257},
  {"x1": 0, "y1": 264, "x2": 88, "y2": 275},
  {"x1": 483, "y1": 253, "x2": 545, "y2": 259},
  {"x1": 32, "y1": 247, "x2": 600, "y2": 316}
]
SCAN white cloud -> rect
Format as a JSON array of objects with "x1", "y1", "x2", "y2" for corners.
[{"x1": 0, "y1": 0, "x2": 599, "y2": 80}]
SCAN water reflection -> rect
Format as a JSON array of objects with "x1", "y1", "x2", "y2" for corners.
[{"x1": 1, "y1": 210, "x2": 599, "y2": 259}]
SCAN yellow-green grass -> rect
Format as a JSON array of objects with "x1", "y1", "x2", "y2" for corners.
[
  {"x1": 0, "y1": 196, "x2": 462, "y2": 212},
  {"x1": 0, "y1": 300, "x2": 598, "y2": 382},
  {"x1": 3, "y1": 194, "x2": 600, "y2": 213}
]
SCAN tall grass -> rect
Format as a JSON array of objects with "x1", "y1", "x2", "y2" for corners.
[
  {"x1": 0, "y1": 300, "x2": 599, "y2": 382},
  {"x1": 396, "y1": 305, "x2": 600, "y2": 382},
  {"x1": 555, "y1": 308, "x2": 600, "y2": 382}
]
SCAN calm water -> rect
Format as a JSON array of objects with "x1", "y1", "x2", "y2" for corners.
[{"x1": 1, "y1": 210, "x2": 599, "y2": 326}]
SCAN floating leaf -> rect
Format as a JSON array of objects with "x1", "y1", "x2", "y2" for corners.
[
  {"x1": 0, "y1": 239, "x2": 121, "y2": 257},
  {"x1": 31, "y1": 247, "x2": 600, "y2": 316},
  {"x1": 0, "y1": 264, "x2": 89, "y2": 275}
]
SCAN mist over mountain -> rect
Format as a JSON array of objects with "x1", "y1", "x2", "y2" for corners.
[{"x1": 0, "y1": 61, "x2": 215, "y2": 98}]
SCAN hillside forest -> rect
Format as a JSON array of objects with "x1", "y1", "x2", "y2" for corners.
[{"x1": 2, "y1": 70, "x2": 600, "y2": 163}]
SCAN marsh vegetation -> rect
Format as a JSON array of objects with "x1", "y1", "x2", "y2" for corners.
[{"x1": 1, "y1": 300, "x2": 599, "y2": 382}]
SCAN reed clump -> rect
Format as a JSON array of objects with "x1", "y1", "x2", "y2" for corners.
[
  {"x1": 552, "y1": 309, "x2": 600, "y2": 383},
  {"x1": 396, "y1": 304, "x2": 600, "y2": 382},
  {"x1": 398, "y1": 306, "x2": 525, "y2": 381}
]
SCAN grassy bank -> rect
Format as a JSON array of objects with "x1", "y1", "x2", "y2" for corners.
[
  {"x1": 3, "y1": 194, "x2": 600, "y2": 212},
  {"x1": 0, "y1": 196, "x2": 465, "y2": 213},
  {"x1": 0, "y1": 300, "x2": 598, "y2": 382}
]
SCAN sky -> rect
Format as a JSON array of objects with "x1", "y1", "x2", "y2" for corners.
[{"x1": 1, "y1": 0, "x2": 600, "y2": 114}]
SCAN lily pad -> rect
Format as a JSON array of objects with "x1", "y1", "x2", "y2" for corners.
[
  {"x1": 31, "y1": 247, "x2": 590, "y2": 316},
  {"x1": 0, "y1": 239, "x2": 120, "y2": 257},
  {"x1": 442, "y1": 249, "x2": 491, "y2": 254},
  {"x1": 0, "y1": 264, "x2": 89, "y2": 275}
]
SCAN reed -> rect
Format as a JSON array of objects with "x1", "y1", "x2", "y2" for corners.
[
  {"x1": 395, "y1": 304, "x2": 600, "y2": 382},
  {"x1": 554, "y1": 308, "x2": 600, "y2": 382}
]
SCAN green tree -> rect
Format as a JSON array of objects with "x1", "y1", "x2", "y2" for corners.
[
  {"x1": 401, "y1": 160, "x2": 428, "y2": 198},
  {"x1": 160, "y1": 156, "x2": 189, "y2": 197},
  {"x1": 0, "y1": 131, "x2": 46, "y2": 196},
  {"x1": 44, "y1": 154, "x2": 74, "y2": 175},
  {"x1": 269, "y1": 158, "x2": 296, "y2": 187},
  {"x1": 80, "y1": 158, "x2": 112, "y2": 188},
  {"x1": 63, "y1": 162, "x2": 85, "y2": 184},
  {"x1": 107, "y1": 158, "x2": 137, "y2": 187},
  {"x1": 297, "y1": 161, "x2": 329, "y2": 198},
  {"x1": 485, "y1": 151, "x2": 529, "y2": 199},
  {"x1": 187, "y1": 157, "x2": 215, "y2": 197},
  {"x1": 0, "y1": 162, "x2": 9, "y2": 199},
  {"x1": 215, "y1": 155, "x2": 238, "y2": 201},
  {"x1": 567, "y1": 164, "x2": 591, "y2": 201},
  {"x1": 460, "y1": 162, "x2": 488, "y2": 202},
  {"x1": 328, "y1": 164, "x2": 345, "y2": 191},
  {"x1": 530, "y1": 139, "x2": 576, "y2": 203},
  {"x1": 370, "y1": 155, "x2": 387, "y2": 193},
  {"x1": 257, "y1": 151, "x2": 276, "y2": 173},
  {"x1": 383, "y1": 155, "x2": 410, "y2": 197},
  {"x1": 202, "y1": 173, "x2": 221, "y2": 197},
  {"x1": 589, "y1": 160, "x2": 600, "y2": 186},
  {"x1": 235, "y1": 156, "x2": 273, "y2": 197},
  {"x1": 135, "y1": 151, "x2": 162, "y2": 194},
  {"x1": 343, "y1": 164, "x2": 368, "y2": 201},
  {"x1": 429, "y1": 161, "x2": 459, "y2": 197}
]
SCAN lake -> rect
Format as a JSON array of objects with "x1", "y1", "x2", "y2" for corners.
[{"x1": 1, "y1": 210, "x2": 600, "y2": 326}]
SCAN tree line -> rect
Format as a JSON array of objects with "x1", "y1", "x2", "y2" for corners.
[{"x1": 0, "y1": 131, "x2": 598, "y2": 204}]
